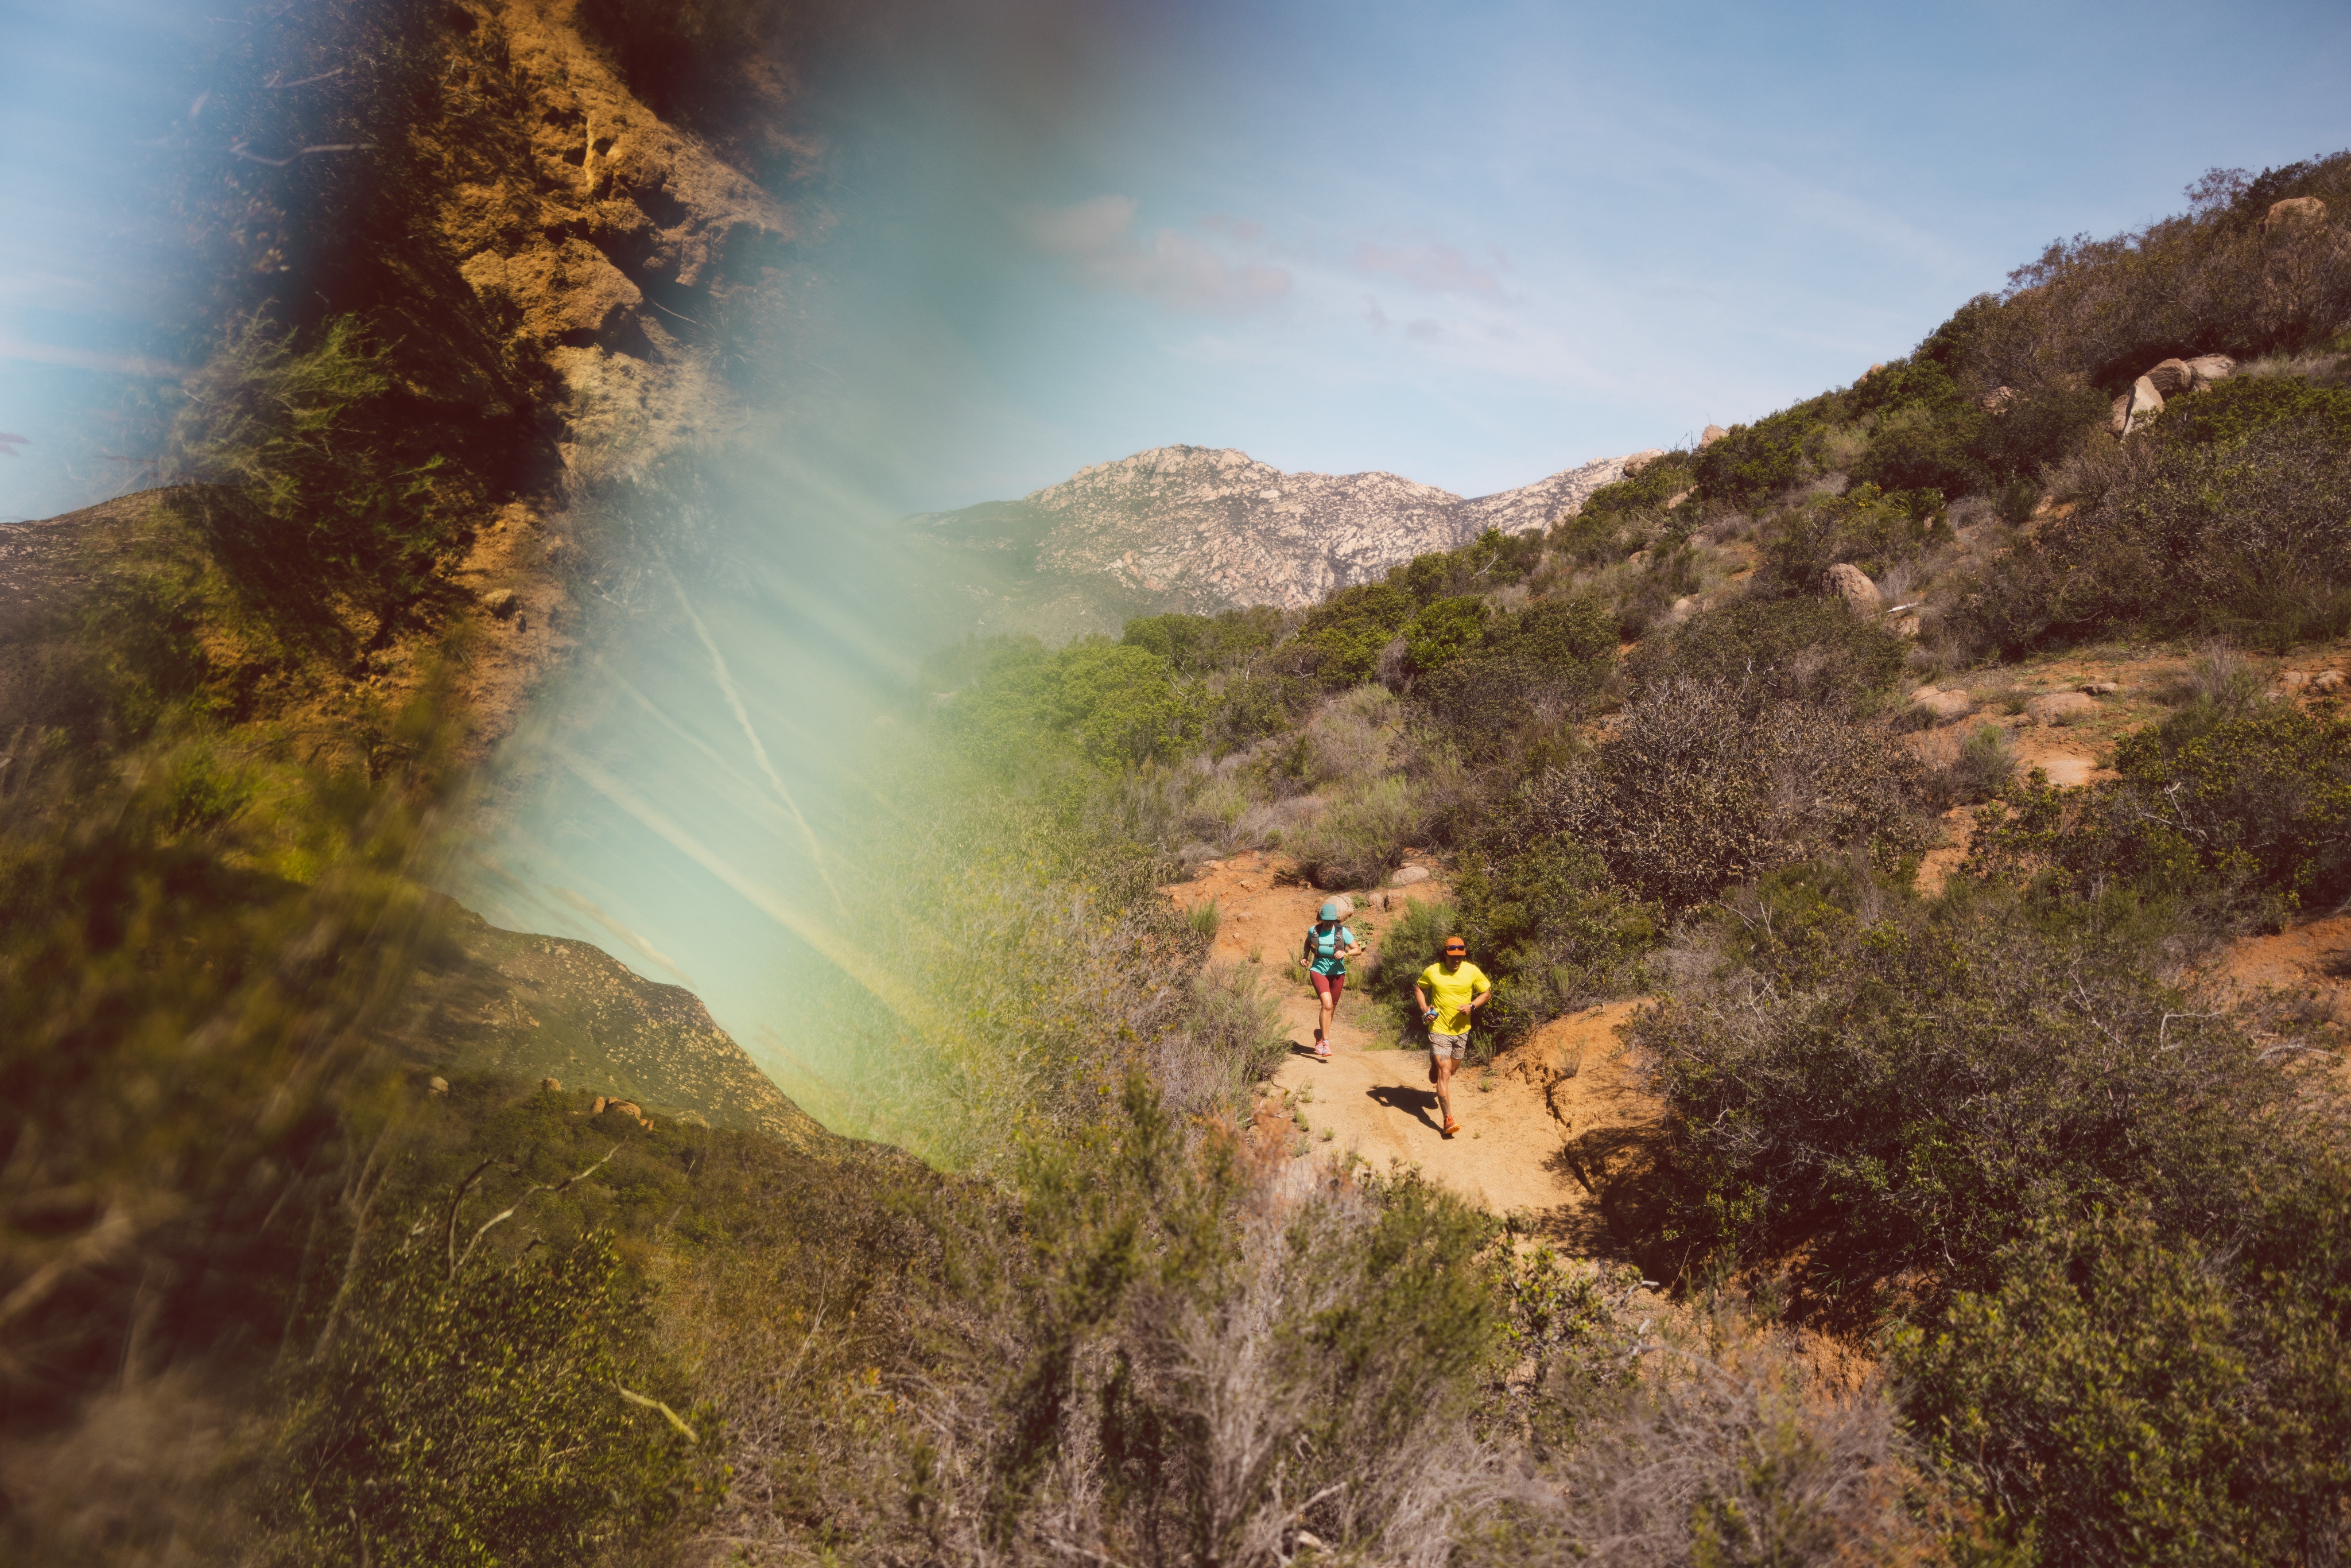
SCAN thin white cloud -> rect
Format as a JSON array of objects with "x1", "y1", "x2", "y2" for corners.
[
  {"x1": 0, "y1": 333, "x2": 185, "y2": 378},
  {"x1": 1351, "y1": 240, "x2": 1511, "y2": 299},
  {"x1": 1017, "y1": 196, "x2": 1290, "y2": 316}
]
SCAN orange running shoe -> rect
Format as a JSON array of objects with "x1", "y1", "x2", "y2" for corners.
[{"x1": 1442, "y1": 1117, "x2": 1460, "y2": 1139}]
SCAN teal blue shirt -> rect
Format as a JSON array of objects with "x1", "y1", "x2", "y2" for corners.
[{"x1": 1305, "y1": 922, "x2": 1356, "y2": 976}]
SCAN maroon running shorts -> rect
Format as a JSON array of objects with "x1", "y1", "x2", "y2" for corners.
[{"x1": 1312, "y1": 971, "x2": 1345, "y2": 1002}]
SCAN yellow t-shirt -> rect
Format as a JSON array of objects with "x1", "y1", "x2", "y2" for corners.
[{"x1": 1417, "y1": 960, "x2": 1492, "y2": 1035}]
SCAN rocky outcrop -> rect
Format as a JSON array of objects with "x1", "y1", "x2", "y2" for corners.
[
  {"x1": 2186, "y1": 354, "x2": 2236, "y2": 389},
  {"x1": 1911, "y1": 685, "x2": 1973, "y2": 724},
  {"x1": 1700, "y1": 424, "x2": 1729, "y2": 447},
  {"x1": 2144, "y1": 358, "x2": 2193, "y2": 397},
  {"x1": 448, "y1": 1, "x2": 794, "y2": 480},
  {"x1": 2111, "y1": 375, "x2": 2164, "y2": 436},
  {"x1": 2263, "y1": 196, "x2": 2327, "y2": 232},
  {"x1": 903, "y1": 444, "x2": 1644, "y2": 615},
  {"x1": 1824, "y1": 562, "x2": 1883, "y2": 618}
]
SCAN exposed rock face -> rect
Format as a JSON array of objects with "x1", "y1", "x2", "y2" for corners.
[
  {"x1": 903, "y1": 444, "x2": 1643, "y2": 615},
  {"x1": 1824, "y1": 562, "x2": 1883, "y2": 618},
  {"x1": 1911, "y1": 686, "x2": 1973, "y2": 724},
  {"x1": 2186, "y1": 354, "x2": 2236, "y2": 389},
  {"x1": 446, "y1": 1, "x2": 793, "y2": 480},
  {"x1": 2144, "y1": 358, "x2": 2193, "y2": 397},
  {"x1": 2111, "y1": 375, "x2": 2164, "y2": 435},
  {"x1": 1701, "y1": 424, "x2": 1729, "y2": 447},
  {"x1": 2263, "y1": 196, "x2": 2327, "y2": 232},
  {"x1": 1978, "y1": 386, "x2": 2018, "y2": 413}
]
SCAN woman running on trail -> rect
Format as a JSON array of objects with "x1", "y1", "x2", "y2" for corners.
[{"x1": 1302, "y1": 901, "x2": 1364, "y2": 1061}]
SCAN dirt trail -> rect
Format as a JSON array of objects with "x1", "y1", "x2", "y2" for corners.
[{"x1": 1163, "y1": 852, "x2": 1660, "y2": 1225}]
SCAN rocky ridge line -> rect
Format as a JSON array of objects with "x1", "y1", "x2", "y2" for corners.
[{"x1": 909, "y1": 444, "x2": 1643, "y2": 614}]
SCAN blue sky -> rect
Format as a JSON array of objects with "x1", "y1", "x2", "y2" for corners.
[{"x1": 793, "y1": 0, "x2": 2351, "y2": 509}]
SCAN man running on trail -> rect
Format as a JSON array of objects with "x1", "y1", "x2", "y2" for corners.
[
  {"x1": 1302, "y1": 901, "x2": 1364, "y2": 1061},
  {"x1": 1415, "y1": 936, "x2": 1491, "y2": 1139}
]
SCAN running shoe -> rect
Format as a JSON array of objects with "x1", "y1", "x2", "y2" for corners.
[
  {"x1": 1442, "y1": 1117, "x2": 1460, "y2": 1139},
  {"x1": 1314, "y1": 1041, "x2": 1331, "y2": 1059}
]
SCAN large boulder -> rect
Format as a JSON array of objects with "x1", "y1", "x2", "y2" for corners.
[
  {"x1": 2185, "y1": 354, "x2": 2236, "y2": 390},
  {"x1": 1824, "y1": 562, "x2": 1883, "y2": 618},
  {"x1": 2109, "y1": 375, "x2": 2163, "y2": 436},
  {"x1": 2143, "y1": 358, "x2": 2193, "y2": 397},
  {"x1": 1700, "y1": 424, "x2": 1729, "y2": 447},
  {"x1": 1388, "y1": 865, "x2": 1431, "y2": 888},
  {"x1": 2263, "y1": 196, "x2": 2327, "y2": 232},
  {"x1": 1911, "y1": 686, "x2": 1974, "y2": 724},
  {"x1": 1621, "y1": 448, "x2": 1668, "y2": 475}
]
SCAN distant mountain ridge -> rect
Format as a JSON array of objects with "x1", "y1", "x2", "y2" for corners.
[{"x1": 890, "y1": 444, "x2": 1640, "y2": 637}]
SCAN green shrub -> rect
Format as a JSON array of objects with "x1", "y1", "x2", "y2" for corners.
[
  {"x1": 1290, "y1": 581, "x2": 1415, "y2": 685},
  {"x1": 1754, "y1": 484, "x2": 1950, "y2": 598},
  {"x1": 1555, "y1": 453, "x2": 1696, "y2": 562},
  {"x1": 1968, "y1": 703, "x2": 2351, "y2": 923},
  {"x1": 1627, "y1": 598, "x2": 1908, "y2": 711},
  {"x1": 1954, "y1": 413, "x2": 2351, "y2": 654},
  {"x1": 1288, "y1": 775, "x2": 1426, "y2": 890},
  {"x1": 1898, "y1": 1193, "x2": 2351, "y2": 1567},
  {"x1": 2160, "y1": 371, "x2": 2351, "y2": 447},
  {"x1": 1524, "y1": 682, "x2": 1930, "y2": 910},
  {"x1": 1967, "y1": 154, "x2": 2351, "y2": 392},
  {"x1": 169, "y1": 314, "x2": 487, "y2": 647},
  {"x1": 1611, "y1": 542, "x2": 1705, "y2": 639},
  {"x1": 1448, "y1": 837, "x2": 1656, "y2": 1045},
  {"x1": 1120, "y1": 606, "x2": 1285, "y2": 674},
  {"x1": 1632, "y1": 881, "x2": 2309, "y2": 1319},
  {"x1": 1389, "y1": 529, "x2": 1545, "y2": 603},
  {"x1": 1693, "y1": 395, "x2": 1844, "y2": 511},
  {"x1": 1198, "y1": 670, "x2": 1312, "y2": 754},
  {"x1": 1419, "y1": 595, "x2": 1616, "y2": 750},
  {"x1": 1849, "y1": 409, "x2": 1987, "y2": 500},
  {"x1": 1402, "y1": 594, "x2": 1487, "y2": 676},
  {"x1": 938, "y1": 636, "x2": 1200, "y2": 770},
  {"x1": 1932, "y1": 723, "x2": 2015, "y2": 807},
  {"x1": 266, "y1": 1226, "x2": 716, "y2": 1565}
]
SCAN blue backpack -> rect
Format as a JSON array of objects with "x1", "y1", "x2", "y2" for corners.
[{"x1": 1303, "y1": 921, "x2": 1344, "y2": 968}]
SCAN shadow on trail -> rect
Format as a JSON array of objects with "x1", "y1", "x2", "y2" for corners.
[{"x1": 1365, "y1": 1082, "x2": 1442, "y2": 1131}]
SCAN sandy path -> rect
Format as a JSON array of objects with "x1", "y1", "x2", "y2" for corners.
[{"x1": 1163, "y1": 852, "x2": 1659, "y2": 1223}]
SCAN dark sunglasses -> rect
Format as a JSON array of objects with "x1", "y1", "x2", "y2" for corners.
[{"x1": 1443, "y1": 945, "x2": 1467, "y2": 955}]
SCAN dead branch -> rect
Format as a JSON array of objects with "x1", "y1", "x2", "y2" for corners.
[
  {"x1": 617, "y1": 1384, "x2": 700, "y2": 1442},
  {"x1": 449, "y1": 1144, "x2": 622, "y2": 1281}
]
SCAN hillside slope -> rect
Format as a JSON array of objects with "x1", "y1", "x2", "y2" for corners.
[{"x1": 389, "y1": 897, "x2": 837, "y2": 1155}]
